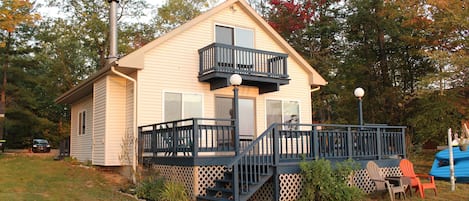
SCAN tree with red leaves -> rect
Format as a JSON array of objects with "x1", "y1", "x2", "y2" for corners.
[{"x1": 266, "y1": 0, "x2": 336, "y2": 37}]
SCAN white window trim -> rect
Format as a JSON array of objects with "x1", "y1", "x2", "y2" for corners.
[
  {"x1": 265, "y1": 99, "x2": 301, "y2": 128},
  {"x1": 162, "y1": 91, "x2": 204, "y2": 121},
  {"x1": 78, "y1": 110, "x2": 87, "y2": 136}
]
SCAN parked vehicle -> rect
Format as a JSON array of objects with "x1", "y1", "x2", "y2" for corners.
[
  {"x1": 32, "y1": 139, "x2": 51, "y2": 153},
  {"x1": 0, "y1": 139, "x2": 5, "y2": 152}
]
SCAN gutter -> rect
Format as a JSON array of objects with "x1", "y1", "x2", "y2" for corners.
[{"x1": 111, "y1": 65, "x2": 137, "y2": 184}]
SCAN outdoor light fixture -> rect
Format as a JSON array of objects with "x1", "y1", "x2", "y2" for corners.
[
  {"x1": 354, "y1": 87, "x2": 365, "y2": 125},
  {"x1": 230, "y1": 74, "x2": 242, "y2": 86},
  {"x1": 230, "y1": 74, "x2": 242, "y2": 156}
]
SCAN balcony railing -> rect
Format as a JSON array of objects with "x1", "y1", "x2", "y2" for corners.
[
  {"x1": 138, "y1": 118, "x2": 406, "y2": 165},
  {"x1": 199, "y1": 43, "x2": 288, "y2": 78}
]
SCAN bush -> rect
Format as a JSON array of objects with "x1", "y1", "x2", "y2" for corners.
[
  {"x1": 160, "y1": 181, "x2": 189, "y2": 201},
  {"x1": 135, "y1": 175, "x2": 165, "y2": 201},
  {"x1": 299, "y1": 158, "x2": 364, "y2": 201}
]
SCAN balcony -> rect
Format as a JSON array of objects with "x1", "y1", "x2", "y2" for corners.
[{"x1": 198, "y1": 43, "x2": 289, "y2": 94}]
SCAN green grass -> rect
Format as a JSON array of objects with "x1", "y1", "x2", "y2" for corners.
[
  {"x1": 0, "y1": 155, "x2": 134, "y2": 201},
  {"x1": 1, "y1": 150, "x2": 469, "y2": 201}
]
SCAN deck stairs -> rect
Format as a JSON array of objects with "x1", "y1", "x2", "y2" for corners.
[{"x1": 197, "y1": 164, "x2": 274, "y2": 201}]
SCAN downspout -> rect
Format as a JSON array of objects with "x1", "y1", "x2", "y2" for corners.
[
  {"x1": 107, "y1": 0, "x2": 137, "y2": 183},
  {"x1": 111, "y1": 65, "x2": 137, "y2": 184}
]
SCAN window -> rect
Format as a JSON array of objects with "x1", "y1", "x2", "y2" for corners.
[
  {"x1": 266, "y1": 100, "x2": 300, "y2": 129},
  {"x1": 78, "y1": 111, "x2": 86, "y2": 135},
  {"x1": 215, "y1": 97, "x2": 255, "y2": 138},
  {"x1": 215, "y1": 25, "x2": 253, "y2": 48},
  {"x1": 164, "y1": 92, "x2": 203, "y2": 121},
  {"x1": 215, "y1": 25, "x2": 254, "y2": 67}
]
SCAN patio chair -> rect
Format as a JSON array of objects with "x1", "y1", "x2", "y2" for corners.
[
  {"x1": 399, "y1": 158, "x2": 437, "y2": 198},
  {"x1": 366, "y1": 161, "x2": 406, "y2": 201}
]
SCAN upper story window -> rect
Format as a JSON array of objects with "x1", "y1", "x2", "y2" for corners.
[
  {"x1": 215, "y1": 25, "x2": 253, "y2": 48},
  {"x1": 78, "y1": 110, "x2": 86, "y2": 135},
  {"x1": 164, "y1": 92, "x2": 203, "y2": 122}
]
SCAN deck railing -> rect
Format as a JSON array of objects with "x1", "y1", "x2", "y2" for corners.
[
  {"x1": 138, "y1": 118, "x2": 406, "y2": 164},
  {"x1": 198, "y1": 43, "x2": 288, "y2": 78}
]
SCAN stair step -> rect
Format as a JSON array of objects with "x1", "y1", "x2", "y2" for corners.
[
  {"x1": 214, "y1": 179, "x2": 232, "y2": 184},
  {"x1": 206, "y1": 187, "x2": 233, "y2": 198},
  {"x1": 207, "y1": 187, "x2": 233, "y2": 194},
  {"x1": 196, "y1": 196, "x2": 231, "y2": 201}
]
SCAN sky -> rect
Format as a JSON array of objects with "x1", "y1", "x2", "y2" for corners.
[{"x1": 35, "y1": 0, "x2": 166, "y2": 22}]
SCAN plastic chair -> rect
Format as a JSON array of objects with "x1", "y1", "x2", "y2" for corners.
[
  {"x1": 399, "y1": 159, "x2": 437, "y2": 198},
  {"x1": 367, "y1": 161, "x2": 406, "y2": 201}
]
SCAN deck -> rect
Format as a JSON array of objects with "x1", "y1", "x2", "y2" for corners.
[{"x1": 138, "y1": 118, "x2": 406, "y2": 201}]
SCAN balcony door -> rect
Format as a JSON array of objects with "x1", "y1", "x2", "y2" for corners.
[
  {"x1": 215, "y1": 25, "x2": 254, "y2": 69},
  {"x1": 215, "y1": 97, "x2": 255, "y2": 140}
]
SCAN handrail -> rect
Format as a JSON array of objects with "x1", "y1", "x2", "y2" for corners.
[
  {"x1": 224, "y1": 124, "x2": 278, "y2": 200},
  {"x1": 226, "y1": 124, "x2": 277, "y2": 168}
]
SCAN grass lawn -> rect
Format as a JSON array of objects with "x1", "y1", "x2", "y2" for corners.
[
  {"x1": 0, "y1": 153, "x2": 134, "y2": 201},
  {"x1": 1, "y1": 149, "x2": 469, "y2": 201}
]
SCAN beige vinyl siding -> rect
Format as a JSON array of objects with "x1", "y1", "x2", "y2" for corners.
[
  {"x1": 92, "y1": 77, "x2": 106, "y2": 165},
  {"x1": 136, "y1": 2, "x2": 312, "y2": 136},
  {"x1": 70, "y1": 95, "x2": 93, "y2": 162},
  {"x1": 104, "y1": 75, "x2": 127, "y2": 165},
  {"x1": 124, "y1": 73, "x2": 136, "y2": 165}
]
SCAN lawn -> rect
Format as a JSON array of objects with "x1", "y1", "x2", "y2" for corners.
[
  {"x1": 1, "y1": 150, "x2": 469, "y2": 201},
  {"x1": 0, "y1": 153, "x2": 135, "y2": 201}
]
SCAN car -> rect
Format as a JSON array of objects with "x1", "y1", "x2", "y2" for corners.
[
  {"x1": 0, "y1": 139, "x2": 5, "y2": 152},
  {"x1": 32, "y1": 139, "x2": 51, "y2": 153}
]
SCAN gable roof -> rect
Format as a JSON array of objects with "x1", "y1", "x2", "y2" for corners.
[
  {"x1": 118, "y1": 0, "x2": 327, "y2": 86},
  {"x1": 56, "y1": 0, "x2": 327, "y2": 104}
]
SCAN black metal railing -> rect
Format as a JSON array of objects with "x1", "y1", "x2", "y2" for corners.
[{"x1": 198, "y1": 43, "x2": 288, "y2": 78}]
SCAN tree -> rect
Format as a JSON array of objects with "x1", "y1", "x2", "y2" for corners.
[
  {"x1": 0, "y1": 0, "x2": 40, "y2": 141},
  {"x1": 152, "y1": 0, "x2": 214, "y2": 36},
  {"x1": 263, "y1": 0, "x2": 343, "y2": 123},
  {"x1": 46, "y1": 0, "x2": 152, "y2": 69}
]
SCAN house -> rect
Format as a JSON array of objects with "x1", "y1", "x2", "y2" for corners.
[
  {"x1": 55, "y1": 0, "x2": 326, "y2": 167},
  {"x1": 56, "y1": 0, "x2": 406, "y2": 200}
]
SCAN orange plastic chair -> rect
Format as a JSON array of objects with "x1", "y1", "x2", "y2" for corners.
[{"x1": 399, "y1": 159, "x2": 437, "y2": 198}]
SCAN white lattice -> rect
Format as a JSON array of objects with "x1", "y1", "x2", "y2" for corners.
[
  {"x1": 153, "y1": 165, "x2": 195, "y2": 199},
  {"x1": 196, "y1": 165, "x2": 226, "y2": 197}
]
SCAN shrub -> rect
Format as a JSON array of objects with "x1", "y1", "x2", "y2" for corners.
[
  {"x1": 160, "y1": 181, "x2": 189, "y2": 201},
  {"x1": 299, "y1": 158, "x2": 364, "y2": 201},
  {"x1": 135, "y1": 175, "x2": 165, "y2": 201}
]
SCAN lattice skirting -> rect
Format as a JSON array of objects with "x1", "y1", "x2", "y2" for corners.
[
  {"x1": 153, "y1": 165, "x2": 196, "y2": 199},
  {"x1": 152, "y1": 165, "x2": 402, "y2": 200}
]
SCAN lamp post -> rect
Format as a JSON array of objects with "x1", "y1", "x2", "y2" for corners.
[
  {"x1": 230, "y1": 74, "x2": 242, "y2": 156},
  {"x1": 354, "y1": 87, "x2": 365, "y2": 126}
]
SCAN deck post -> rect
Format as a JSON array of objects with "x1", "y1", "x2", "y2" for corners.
[
  {"x1": 232, "y1": 164, "x2": 239, "y2": 201},
  {"x1": 152, "y1": 125, "x2": 157, "y2": 158},
  {"x1": 138, "y1": 127, "x2": 143, "y2": 164},
  {"x1": 401, "y1": 127, "x2": 406, "y2": 158},
  {"x1": 313, "y1": 125, "x2": 319, "y2": 159},
  {"x1": 376, "y1": 127, "x2": 382, "y2": 160},
  {"x1": 347, "y1": 127, "x2": 353, "y2": 159},
  {"x1": 172, "y1": 122, "x2": 178, "y2": 156},
  {"x1": 193, "y1": 119, "x2": 199, "y2": 157},
  {"x1": 273, "y1": 126, "x2": 280, "y2": 201}
]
